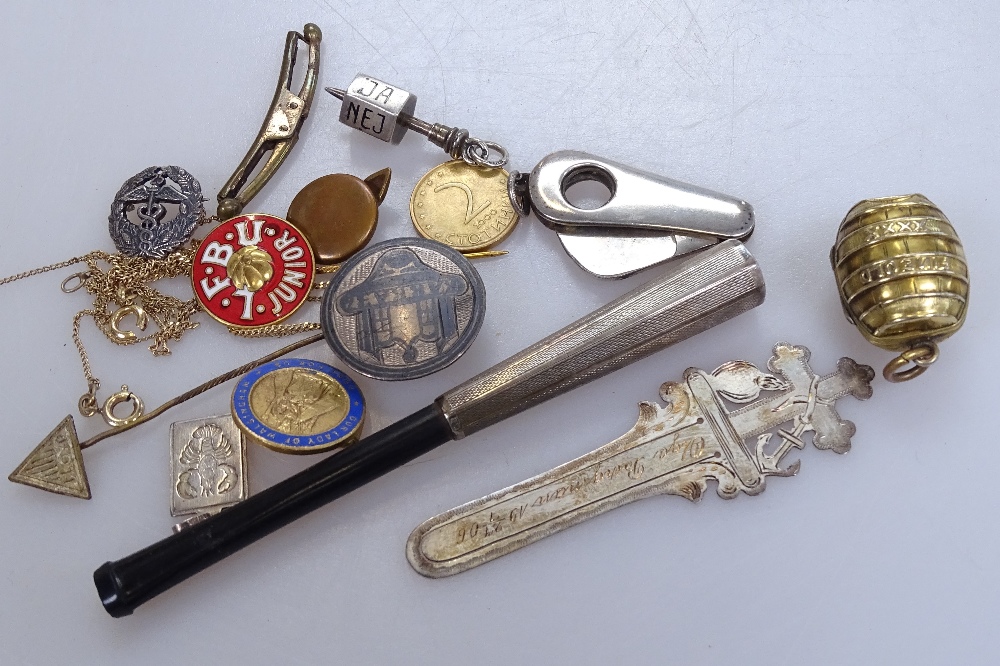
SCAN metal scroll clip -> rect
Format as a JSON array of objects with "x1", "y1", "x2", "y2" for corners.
[
  {"x1": 216, "y1": 23, "x2": 322, "y2": 221},
  {"x1": 509, "y1": 151, "x2": 755, "y2": 279}
]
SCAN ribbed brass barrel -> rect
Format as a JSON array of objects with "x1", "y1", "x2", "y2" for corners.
[{"x1": 831, "y1": 194, "x2": 968, "y2": 380}]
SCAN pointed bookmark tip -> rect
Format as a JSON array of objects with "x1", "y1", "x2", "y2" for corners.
[
  {"x1": 325, "y1": 87, "x2": 345, "y2": 100},
  {"x1": 9, "y1": 415, "x2": 91, "y2": 500}
]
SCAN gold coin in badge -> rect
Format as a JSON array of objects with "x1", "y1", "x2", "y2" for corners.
[
  {"x1": 232, "y1": 359, "x2": 365, "y2": 454},
  {"x1": 410, "y1": 160, "x2": 519, "y2": 253}
]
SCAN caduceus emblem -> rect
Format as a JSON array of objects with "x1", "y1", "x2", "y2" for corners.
[{"x1": 109, "y1": 165, "x2": 204, "y2": 259}]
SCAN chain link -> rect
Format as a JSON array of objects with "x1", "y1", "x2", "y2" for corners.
[
  {"x1": 0, "y1": 256, "x2": 91, "y2": 287},
  {"x1": 227, "y1": 322, "x2": 322, "y2": 337},
  {"x1": 3, "y1": 233, "x2": 325, "y2": 417}
]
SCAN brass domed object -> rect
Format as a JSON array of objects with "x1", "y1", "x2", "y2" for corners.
[{"x1": 831, "y1": 194, "x2": 969, "y2": 382}]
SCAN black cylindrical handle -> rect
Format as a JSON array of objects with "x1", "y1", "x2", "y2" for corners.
[{"x1": 95, "y1": 405, "x2": 453, "y2": 617}]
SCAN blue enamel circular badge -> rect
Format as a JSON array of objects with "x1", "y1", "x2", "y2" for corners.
[{"x1": 231, "y1": 358, "x2": 365, "y2": 454}]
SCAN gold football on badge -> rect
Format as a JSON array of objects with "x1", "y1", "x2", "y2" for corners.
[{"x1": 227, "y1": 246, "x2": 275, "y2": 292}]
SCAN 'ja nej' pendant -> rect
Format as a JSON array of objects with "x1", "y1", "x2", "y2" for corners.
[{"x1": 407, "y1": 343, "x2": 874, "y2": 577}]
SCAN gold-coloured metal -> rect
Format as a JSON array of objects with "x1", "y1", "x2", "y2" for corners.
[
  {"x1": 101, "y1": 385, "x2": 145, "y2": 428},
  {"x1": 831, "y1": 194, "x2": 969, "y2": 381},
  {"x1": 9, "y1": 334, "x2": 325, "y2": 499},
  {"x1": 60, "y1": 271, "x2": 90, "y2": 293},
  {"x1": 78, "y1": 380, "x2": 100, "y2": 417},
  {"x1": 217, "y1": 23, "x2": 322, "y2": 219},
  {"x1": 285, "y1": 168, "x2": 391, "y2": 265},
  {"x1": 8, "y1": 415, "x2": 91, "y2": 500},
  {"x1": 462, "y1": 250, "x2": 508, "y2": 259},
  {"x1": 410, "y1": 160, "x2": 519, "y2": 253},
  {"x1": 364, "y1": 167, "x2": 391, "y2": 204},
  {"x1": 233, "y1": 361, "x2": 365, "y2": 454},
  {"x1": 883, "y1": 340, "x2": 939, "y2": 383},
  {"x1": 108, "y1": 303, "x2": 149, "y2": 342},
  {"x1": 248, "y1": 367, "x2": 350, "y2": 435},
  {"x1": 226, "y1": 246, "x2": 275, "y2": 291}
]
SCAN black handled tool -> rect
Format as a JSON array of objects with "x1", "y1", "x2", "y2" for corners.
[{"x1": 94, "y1": 240, "x2": 764, "y2": 617}]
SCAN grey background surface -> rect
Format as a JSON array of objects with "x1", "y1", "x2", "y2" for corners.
[{"x1": 0, "y1": 1, "x2": 996, "y2": 664}]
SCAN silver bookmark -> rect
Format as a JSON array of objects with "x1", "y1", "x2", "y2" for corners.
[{"x1": 407, "y1": 343, "x2": 874, "y2": 577}]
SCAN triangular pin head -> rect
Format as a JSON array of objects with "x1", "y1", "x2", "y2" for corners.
[
  {"x1": 9, "y1": 415, "x2": 91, "y2": 499},
  {"x1": 363, "y1": 167, "x2": 391, "y2": 204}
]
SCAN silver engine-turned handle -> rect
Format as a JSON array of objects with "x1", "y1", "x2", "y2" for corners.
[{"x1": 437, "y1": 239, "x2": 765, "y2": 437}]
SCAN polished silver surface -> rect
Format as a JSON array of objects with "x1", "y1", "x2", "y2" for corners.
[
  {"x1": 321, "y1": 238, "x2": 486, "y2": 381},
  {"x1": 336, "y1": 74, "x2": 416, "y2": 144},
  {"x1": 528, "y1": 151, "x2": 754, "y2": 236},
  {"x1": 526, "y1": 151, "x2": 753, "y2": 278},
  {"x1": 109, "y1": 166, "x2": 204, "y2": 258},
  {"x1": 169, "y1": 415, "x2": 248, "y2": 518},
  {"x1": 437, "y1": 239, "x2": 764, "y2": 438},
  {"x1": 410, "y1": 343, "x2": 874, "y2": 577},
  {"x1": 326, "y1": 83, "x2": 508, "y2": 168},
  {"x1": 556, "y1": 228, "x2": 714, "y2": 279}
]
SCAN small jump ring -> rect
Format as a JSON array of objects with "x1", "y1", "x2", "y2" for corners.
[
  {"x1": 78, "y1": 380, "x2": 101, "y2": 417},
  {"x1": 883, "y1": 341, "x2": 939, "y2": 383},
  {"x1": 78, "y1": 394, "x2": 99, "y2": 417},
  {"x1": 905, "y1": 341, "x2": 940, "y2": 367},
  {"x1": 463, "y1": 139, "x2": 509, "y2": 169}
]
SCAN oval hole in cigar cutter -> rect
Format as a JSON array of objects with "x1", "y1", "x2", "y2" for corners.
[{"x1": 511, "y1": 150, "x2": 755, "y2": 279}]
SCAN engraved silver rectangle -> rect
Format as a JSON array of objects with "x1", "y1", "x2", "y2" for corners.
[{"x1": 169, "y1": 415, "x2": 249, "y2": 517}]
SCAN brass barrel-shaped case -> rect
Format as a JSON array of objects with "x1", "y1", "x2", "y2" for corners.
[{"x1": 831, "y1": 194, "x2": 968, "y2": 353}]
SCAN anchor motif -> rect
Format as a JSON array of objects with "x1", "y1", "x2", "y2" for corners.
[{"x1": 407, "y1": 343, "x2": 875, "y2": 578}]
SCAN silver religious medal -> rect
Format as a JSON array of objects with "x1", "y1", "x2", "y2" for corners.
[
  {"x1": 510, "y1": 151, "x2": 754, "y2": 279},
  {"x1": 321, "y1": 238, "x2": 486, "y2": 380},
  {"x1": 169, "y1": 415, "x2": 248, "y2": 519},
  {"x1": 407, "y1": 343, "x2": 874, "y2": 577},
  {"x1": 109, "y1": 166, "x2": 205, "y2": 259}
]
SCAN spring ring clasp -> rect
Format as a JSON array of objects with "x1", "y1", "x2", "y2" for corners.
[{"x1": 101, "y1": 385, "x2": 145, "y2": 427}]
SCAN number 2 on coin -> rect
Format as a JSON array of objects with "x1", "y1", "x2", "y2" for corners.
[{"x1": 434, "y1": 182, "x2": 490, "y2": 226}]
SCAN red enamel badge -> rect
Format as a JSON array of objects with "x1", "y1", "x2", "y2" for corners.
[{"x1": 192, "y1": 214, "x2": 315, "y2": 328}]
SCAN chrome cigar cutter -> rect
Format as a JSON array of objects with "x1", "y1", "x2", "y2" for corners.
[
  {"x1": 324, "y1": 74, "x2": 751, "y2": 277},
  {"x1": 509, "y1": 151, "x2": 755, "y2": 278},
  {"x1": 408, "y1": 343, "x2": 873, "y2": 578}
]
